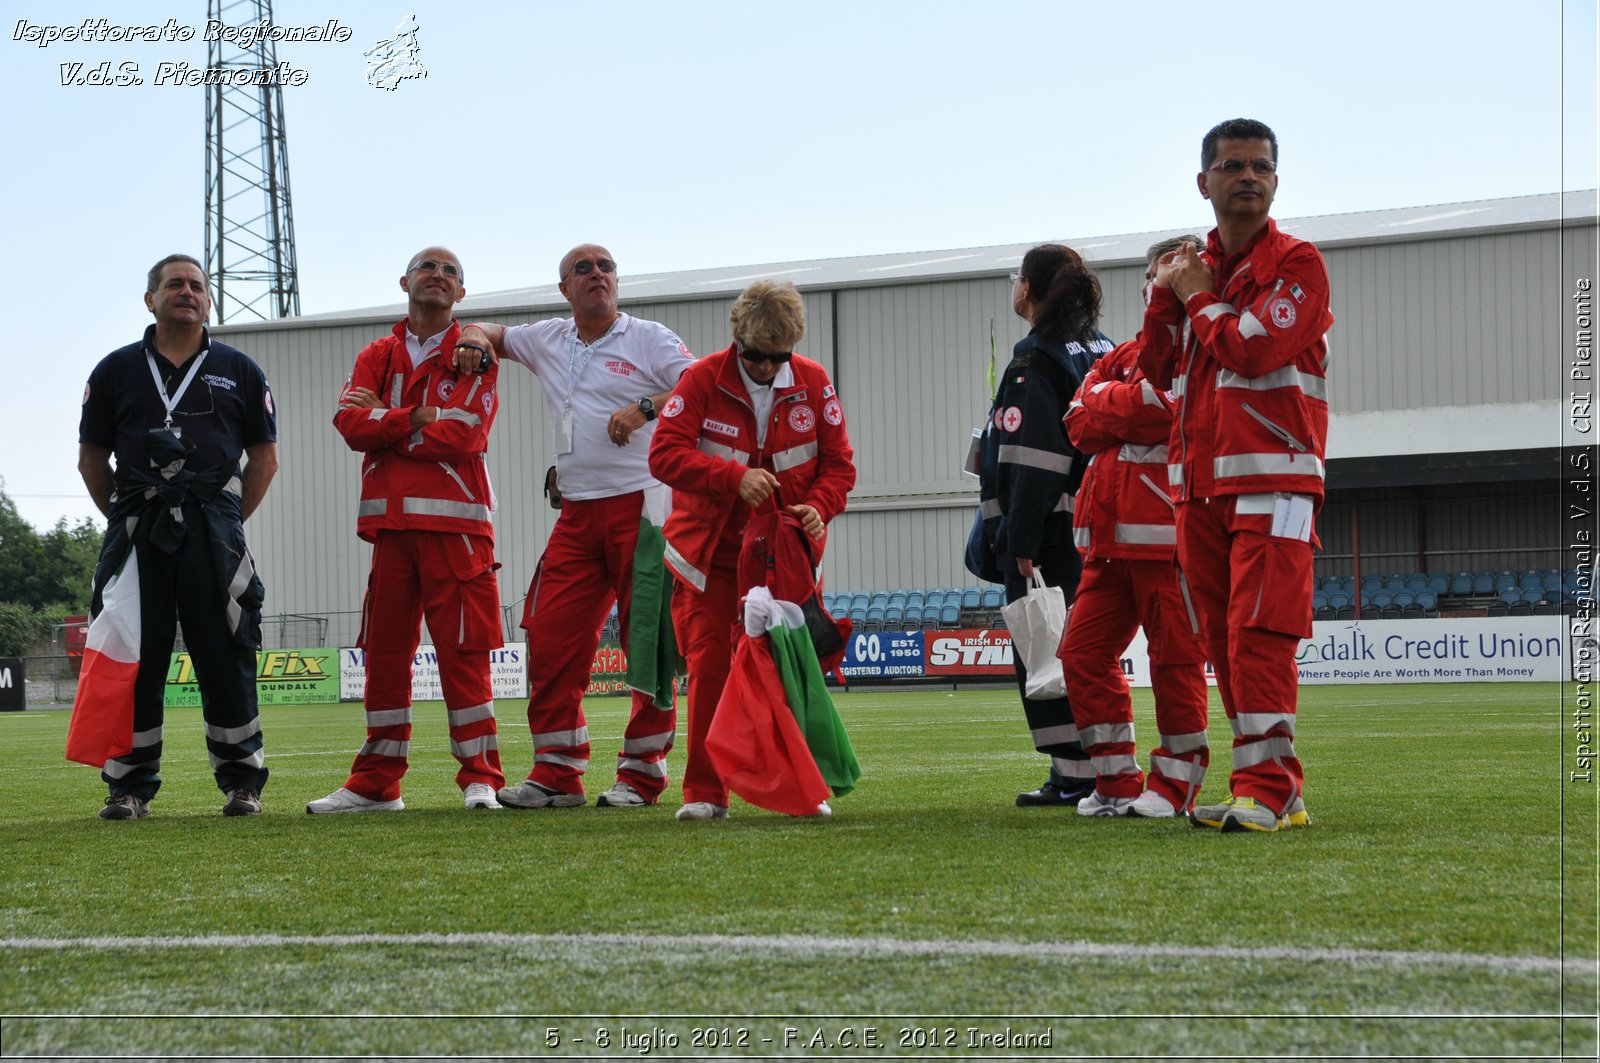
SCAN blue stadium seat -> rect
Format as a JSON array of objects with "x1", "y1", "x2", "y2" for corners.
[
  {"x1": 1500, "y1": 588, "x2": 1522, "y2": 605},
  {"x1": 1415, "y1": 590, "x2": 1437, "y2": 611},
  {"x1": 1361, "y1": 575, "x2": 1383, "y2": 592},
  {"x1": 850, "y1": 593, "x2": 869, "y2": 613},
  {"x1": 1405, "y1": 575, "x2": 1429, "y2": 592},
  {"x1": 1326, "y1": 593, "x2": 1350, "y2": 611},
  {"x1": 1494, "y1": 573, "x2": 1518, "y2": 593},
  {"x1": 888, "y1": 592, "x2": 907, "y2": 610},
  {"x1": 1449, "y1": 575, "x2": 1473, "y2": 595},
  {"x1": 884, "y1": 606, "x2": 904, "y2": 626},
  {"x1": 1472, "y1": 575, "x2": 1495, "y2": 594},
  {"x1": 868, "y1": 591, "x2": 890, "y2": 609},
  {"x1": 1312, "y1": 591, "x2": 1328, "y2": 610},
  {"x1": 906, "y1": 591, "x2": 925, "y2": 609},
  {"x1": 1392, "y1": 591, "x2": 1414, "y2": 608},
  {"x1": 1369, "y1": 591, "x2": 1393, "y2": 609},
  {"x1": 981, "y1": 587, "x2": 1003, "y2": 609},
  {"x1": 904, "y1": 605, "x2": 923, "y2": 627},
  {"x1": 1385, "y1": 577, "x2": 1408, "y2": 593},
  {"x1": 940, "y1": 603, "x2": 960, "y2": 625},
  {"x1": 1427, "y1": 573, "x2": 1449, "y2": 594},
  {"x1": 961, "y1": 587, "x2": 981, "y2": 609},
  {"x1": 1543, "y1": 572, "x2": 1564, "y2": 593},
  {"x1": 1521, "y1": 588, "x2": 1545, "y2": 605},
  {"x1": 1508, "y1": 599, "x2": 1533, "y2": 617}
]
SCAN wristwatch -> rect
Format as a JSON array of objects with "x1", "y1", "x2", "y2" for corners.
[{"x1": 637, "y1": 397, "x2": 656, "y2": 421}]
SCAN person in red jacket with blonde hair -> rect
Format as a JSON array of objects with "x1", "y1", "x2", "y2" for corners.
[
  {"x1": 648, "y1": 279, "x2": 856, "y2": 821},
  {"x1": 309, "y1": 246, "x2": 506, "y2": 813},
  {"x1": 1061, "y1": 235, "x2": 1210, "y2": 819},
  {"x1": 1140, "y1": 118, "x2": 1333, "y2": 833}
]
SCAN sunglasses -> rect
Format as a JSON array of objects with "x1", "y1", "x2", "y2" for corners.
[
  {"x1": 739, "y1": 345, "x2": 793, "y2": 366},
  {"x1": 565, "y1": 257, "x2": 617, "y2": 278},
  {"x1": 409, "y1": 259, "x2": 462, "y2": 278}
]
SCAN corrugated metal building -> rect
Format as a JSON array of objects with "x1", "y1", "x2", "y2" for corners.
[{"x1": 216, "y1": 191, "x2": 1598, "y2": 642}]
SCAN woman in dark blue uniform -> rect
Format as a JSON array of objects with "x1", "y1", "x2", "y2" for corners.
[{"x1": 975, "y1": 244, "x2": 1114, "y2": 806}]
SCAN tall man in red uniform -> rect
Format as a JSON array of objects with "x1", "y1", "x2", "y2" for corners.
[
  {"x1": 1139, "y1": 119, "x2": 1333, "y2": 833},
  {"x1": 1062, "y1": 235, "x2": 1211, "y2": 819},
  {"x1": 309, "y1": 246, "x2": 506, "y2": 813}
]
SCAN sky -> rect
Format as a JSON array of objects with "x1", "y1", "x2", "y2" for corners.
[{"x1": 1, "y1": 0, "x2": 1595, "y2": 530}]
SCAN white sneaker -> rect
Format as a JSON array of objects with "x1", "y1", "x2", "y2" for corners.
[
  {"x1": 1128, "y1": 791, "x2": 1178, "y2": 818},
  {"x1": 675, "y1": 801, "x2": 729, "y2": 821},
  {"x1": 812, "y1": 801, "x2": 833, "y2": 817},
  {"x1": 306, "y1": 787, "x2": 404, "y2": 814},
  {"x1": 596, "y1": 782, "x2": 649, "y2": 808},
  {"x1": 1077, "y1": 791, "x2": 1137, "y2": 817},
  {"x1": 463, "y1": 783, "x2": 501, "y2": 810},
  {"x1": 497, "y1": 779, "x2": 585, "y2": 809}
]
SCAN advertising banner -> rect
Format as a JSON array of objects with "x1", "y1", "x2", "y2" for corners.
[
  {"x1": 1293, "y1": 615, "x2": 1565, "y2": 683},
  {"x1": 338, "y1": 643, "x2": 529, "y2": 702},
  {"x1": 923, "y1": 628, "x2": 1014, "y2": 677},
  {"x1": 167, "y1": 647, "x2": 340, "y2": 707},
  {"x1": 838, "y1": 630, "x2": 926, "y2": 680}
]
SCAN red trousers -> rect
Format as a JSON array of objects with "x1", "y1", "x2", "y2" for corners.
[
  {"x1": 519, "y1": 492, "x2": 676, "y2": 800},
  {"x1": 1175, "y1": 495, "x2": 1312, "y2": 814},
  {"x1": 1060, "y1": 557, "x2": 1209, "y2": 807},
  {"x1": 670, "y1": 542, "x2": 741, "y2": 806},
  {"x1": 347, "y1": 530, "x2": 505, "y2": 801}
]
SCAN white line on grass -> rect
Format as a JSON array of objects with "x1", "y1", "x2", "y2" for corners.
[{"x1": 0, "y1": 931, "x2": 1564, "y2": 974}]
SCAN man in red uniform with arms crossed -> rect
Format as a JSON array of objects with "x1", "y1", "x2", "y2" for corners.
[
  {"x1": 310, "y1": 246, "x2": 506, "y2": 813},
  {"x1": 1139, "y1": 119, "x2": 1333, "y2": 833}
]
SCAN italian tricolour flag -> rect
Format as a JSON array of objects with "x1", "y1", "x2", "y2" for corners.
[
  {"x1": 706, "y1": 587, "x2": 861, "y2": 817},
  {"x1": 65, "y1": 548, "x2": 139, "y2": 767}
]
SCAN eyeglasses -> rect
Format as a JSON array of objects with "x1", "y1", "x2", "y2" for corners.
[
  {"x1": 1007, "y1": 271, "x2": 1021, "y2": 285},
  {"x1": 738, "y1": 343, "x2": 793, "y2": 366},
  {"x1": 410, "y1": 259, "x2": 462, "y2": 278},
  {"x1": 565, "y1": 257, "x2": 617, "y2": 278},
  {"x1": 1208, "y1": 158, "x2": 1276, "y2": 177}
]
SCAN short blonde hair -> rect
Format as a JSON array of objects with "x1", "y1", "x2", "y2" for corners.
[{"x1": 730, "y1": 279, "x2": 805, "y2": 353}]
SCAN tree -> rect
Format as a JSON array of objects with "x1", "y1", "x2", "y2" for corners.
[{"x1": 0, "y1": 482, "x2": 101, "y2": 614}]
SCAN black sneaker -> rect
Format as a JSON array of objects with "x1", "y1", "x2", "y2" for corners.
[
  {"x1": 1015, "y1": 781, "x2": 1093, "y2": 808},
  {"x1": 99, "y1": 792, "x2": 150, "y2": 820},
  {"x1": 221, "y1": 788, "x2": 263, "y2": 816}
]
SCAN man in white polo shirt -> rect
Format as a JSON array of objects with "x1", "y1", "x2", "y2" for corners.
[{"x1": 457, "y1": 244, "x2": 693, "y2": 809}]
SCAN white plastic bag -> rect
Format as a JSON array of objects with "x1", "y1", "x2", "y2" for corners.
[{"x1": 1000, "y1": 571, "x2": 1068, "y2": 699}]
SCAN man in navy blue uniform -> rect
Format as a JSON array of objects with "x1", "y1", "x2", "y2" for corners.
[{"x1": 77, "y1": 254, "x2": 279, "y2": 819}]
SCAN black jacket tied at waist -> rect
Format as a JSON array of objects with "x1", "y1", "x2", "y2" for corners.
[{"x1": 91, "y1": 429, "x2": 265, "y2": 650}]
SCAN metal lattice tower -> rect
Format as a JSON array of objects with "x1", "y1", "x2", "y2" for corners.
[{"x1": 203, "y1": 0, "x2": 300, "y2": 323}]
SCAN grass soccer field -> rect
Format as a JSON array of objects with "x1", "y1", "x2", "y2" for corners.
[{"x1": 0, "y1": 682, "x2": 1594, "y2": 1061}]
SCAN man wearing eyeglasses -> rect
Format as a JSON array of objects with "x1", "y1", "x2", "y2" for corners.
[
  {"x1": 309, "y1": 247, "x2": 508, "y2": 814},
  {"x1": 75, "y1": 254, "x2": 278, "y2": 819},
  {"x1": 647, "y1": 279, "x2": 856, "y2": 820},
  {"x1": 455, "y1": 244, "x2": 693, "y2": 811},
  {"x1": 1139, "y1": 118, "x2": 1334, "y2": 834}
]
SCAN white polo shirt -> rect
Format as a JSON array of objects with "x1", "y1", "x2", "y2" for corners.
[{"x1": 501, "y1": 313, "x2": 695, "y2": 501}]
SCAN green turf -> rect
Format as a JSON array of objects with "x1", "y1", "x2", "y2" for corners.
[{"x1": 0, "y1": 683, "x2": 1594, "y2": 1060}]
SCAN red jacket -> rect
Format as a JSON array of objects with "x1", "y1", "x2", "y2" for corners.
[
  {"x1": 649, "y1": 346, "x2": 856, "y2": 592},
  {"x1": 1138, "y1": 218, "x2": 1333, "y2": 502},
  {"x1": 1064, "y1": 338, "x2": 1177, "y2": 562},
  {"x1": 334, "y1": 319, "x2": 498, "y2": 542}
]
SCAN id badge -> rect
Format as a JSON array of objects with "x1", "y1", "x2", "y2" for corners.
[
  {"x1": 962, "y1": 426, "x2": 983, "y2": 477},
  {"x1": 1270, "y1": 493, "x2": 1314, "y2": 542},
  {"x1": 555, "y1": 407, "x2": 574, "y2": 455}
]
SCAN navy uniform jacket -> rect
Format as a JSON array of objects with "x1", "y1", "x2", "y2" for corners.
[{"x1": 976, "y1": 330, "x2": 1112, "y2": 562}]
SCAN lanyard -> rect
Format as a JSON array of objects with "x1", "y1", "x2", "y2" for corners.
[
  {"x1": 146, "y1": 348, "x2": 208, "y2": 429},
  {"x1": 562, "y1": 317, "x2": 619, "y2": 412}
]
